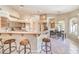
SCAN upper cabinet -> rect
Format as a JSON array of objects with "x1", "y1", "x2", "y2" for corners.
[
  {"x1": 0, "y1": 17, "x2": 8, "y2": 28},
  {"x1": 49, "y1": 18, "x2": 56, "y2": 29},
  {"x1": 0, "y1": 16, "x2": 27, "y2": 32},
  {"x1": 40, "y1": 14, "x2": 47, "y2": 20},
  {"x1": 39, "y1": 14, "x2": 48, "y2": 32},
  {"x1": 39, "y1": 15, "x2": 57, "y2": 32},
  {"x1": 9, "y1": 21, "x2": 26, "y2": 31}
]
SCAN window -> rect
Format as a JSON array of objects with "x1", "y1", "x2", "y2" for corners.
[
  {"x1": 57, "y1": 20, "x2": 65, "y2": 31},
  {"x1": 69, "y1": 17, "x2": 78, "y2": 35}
]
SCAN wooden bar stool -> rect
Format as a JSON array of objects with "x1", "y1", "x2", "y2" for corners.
[
  {"x1": 19, "y1": 39, "x2": 31, "y2": 54},
  {"x1": 3, "y1": 39, "x2": 17, "y2": 54},
  {"x1": 40, "y1": 38, "x2": 52, "y2": 54}
]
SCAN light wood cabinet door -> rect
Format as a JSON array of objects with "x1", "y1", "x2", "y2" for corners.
[{"x1": 0, "y1": 17, "x2": 8, "y2": 28}]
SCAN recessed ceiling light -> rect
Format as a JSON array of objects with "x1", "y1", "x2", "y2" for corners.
[
  {"x1": 19, "y1": 5, "x2": 24, "y2": 8},
  {"x1": 57, "y1": 11, "x2": 61, "y2": 14}
]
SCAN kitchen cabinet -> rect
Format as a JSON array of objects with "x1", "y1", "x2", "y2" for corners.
[
  {"x1": 40, "y1": 14, "x2": 47, "y2": 20},
  {"x1": 0, "y1": 17, "x2": 8, "y2": 28},
  {"x1": 39, "y1": 22, "x2": 48, "y2": 32},
  {"x1": 39, "y1": 14, "x2": 48, "y2": 32},
  {"x1": 49, "y1": 18, "x2": 56, "y2": 29},
  {"x1": 8, "y1": 21, "x2": 26, "y2": 31}
]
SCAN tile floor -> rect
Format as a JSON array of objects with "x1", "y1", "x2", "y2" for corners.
[
  {"x1": 39, "y1": 36, "x2": 79, "y2": 54},
  {"x1": 50, "y1": 37, "x2": 79, "y2": 54}
]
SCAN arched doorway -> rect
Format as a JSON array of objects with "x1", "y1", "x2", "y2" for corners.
[{"x1": 69, "y1": 17, "x2": 78, "y2": 35}]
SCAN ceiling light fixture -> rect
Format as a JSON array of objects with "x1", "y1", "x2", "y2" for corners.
[{"x1": 19, "y1": 5, "x2": 24, "y2": 8}]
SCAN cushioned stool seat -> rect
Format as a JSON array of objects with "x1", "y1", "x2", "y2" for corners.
[
  {"x1": 19, "y1": 39, "x2": 31, "y2": 54},
  {"x1": 40, "y1": 38, "x2": 52, "y2": 54},
  {"x1": 3, "y1": 39, "x2": 17, "y2": 54}
]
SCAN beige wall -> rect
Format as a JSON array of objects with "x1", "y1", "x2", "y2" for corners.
[{"x1": 63, "y1": 9, "x2": 79, "y2": 42}]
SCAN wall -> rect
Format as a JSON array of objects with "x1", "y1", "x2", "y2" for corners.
[{"x1": 63, "y1": 9, "x2": 79, "y2": 42}]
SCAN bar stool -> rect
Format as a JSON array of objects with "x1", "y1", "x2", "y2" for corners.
[
  {"x1": 3, "y1": 39, "x2": 17, "y2": 54},
  {"x1": 0, "y1": 38, "x2": 4, "y2": 53},
  {"x1": 19, "y1": 39, "x2": 31, "y2": 54},
  {"x1": 40, "y1": 38, "x2": 52, "y2": 54},
  {"x1": 0, "y1": 38, "x2": 2, "y2": 49}
]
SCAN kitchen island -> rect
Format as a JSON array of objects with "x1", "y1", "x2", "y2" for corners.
[
  {"x1": 0, "y1": 31, "x2": 40, "y2": 53},
  {"x1": 0, "y1": 31, "x2": 40, "y2": 35}
]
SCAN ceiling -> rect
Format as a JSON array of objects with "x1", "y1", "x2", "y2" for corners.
[{"x1": 6, "y1": 5, "x2": 79, "y2": 15}]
